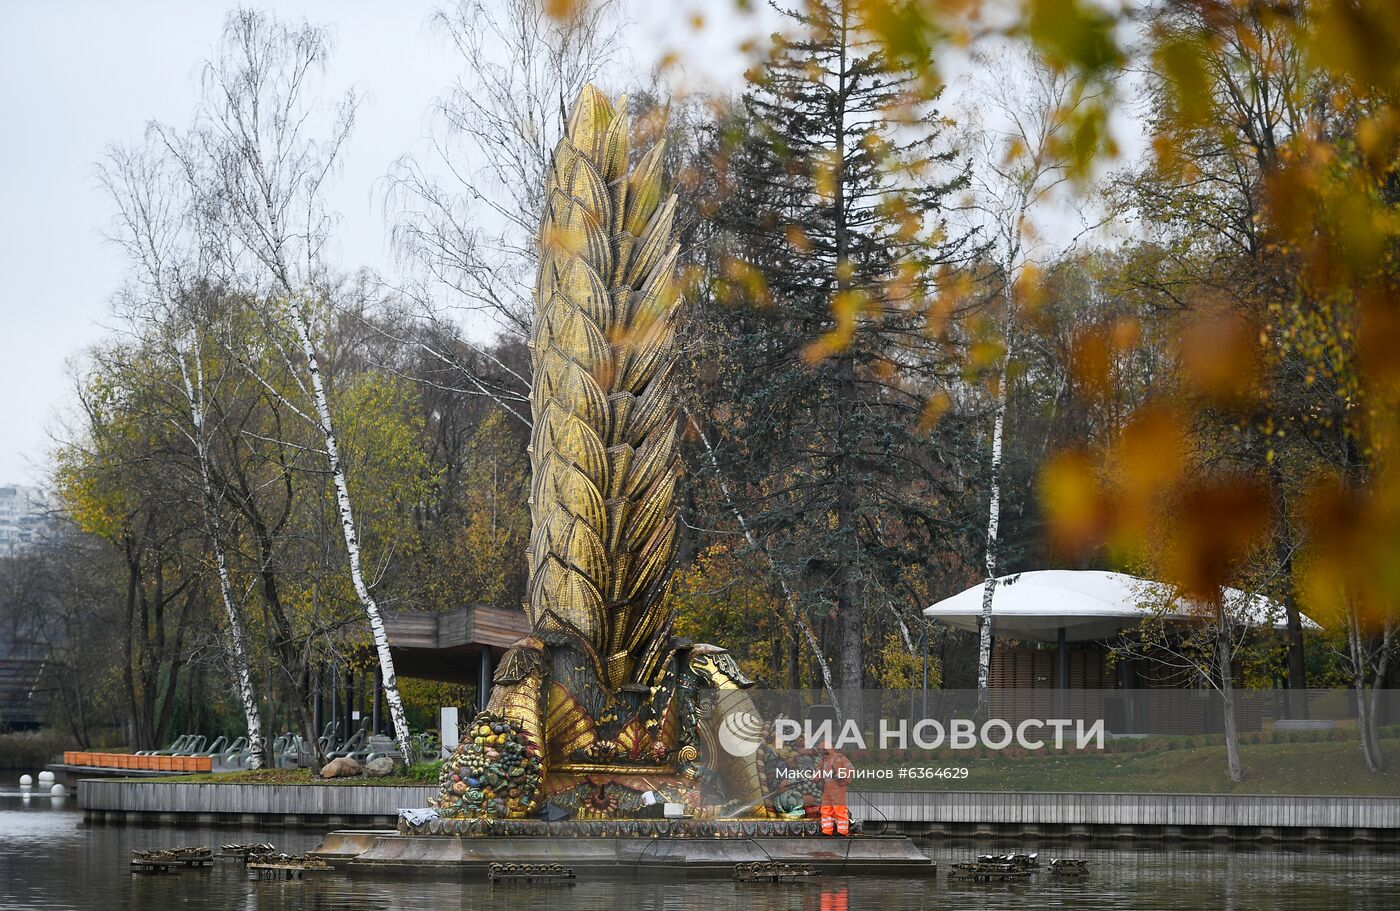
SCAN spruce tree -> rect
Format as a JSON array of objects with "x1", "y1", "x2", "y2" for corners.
[{"x1": 688, "y1": 0, "x2": 977, "y2": 690}]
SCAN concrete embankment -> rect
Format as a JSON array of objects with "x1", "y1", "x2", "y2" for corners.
[
  {"x1": 78, "y1": 780, "x2": 1400, "y2": 843},
  {"x1": 850, "y1": 790, "x2": 1400, "y2": 843},
  {"x1": 81, "y1": 780, "x2": 431, "y2": 829}
]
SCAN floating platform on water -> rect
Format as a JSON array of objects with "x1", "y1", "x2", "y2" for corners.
[
  {"x1": 949, "y1": 862, "x2": 1034, "y2": 882},
  {"x1": 733, "y1": 861, "x2": 817, "y2": 882},
  {"x1": 220, "y1": 842, "x2": 276, "y2": 861},
  {"x1": 130, "y1": 847, "x2": 213, "y2": 874},
  {"x1": 949, "y1": 854, "x2": 1092, "y2": 883},
  {"x1": 397, "y1": 816, "x2": 863, "y2": 838},
  {"x1": 129, "y1": 858, "x2": 179, "y2": 875},
  {"x1": 948, "y1": 853, "x2": 1039, "y2": 882},
  {"x1": 247, "y1": 855, "x2": 333, "y2": 880},
  {"x1": 1049, "y1": 858, "x2": 1091, "y2": 876}
]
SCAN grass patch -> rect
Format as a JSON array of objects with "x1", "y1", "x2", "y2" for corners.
[
  {"x1": 877, "y1": 737, "x2": 1400, "y2": 796},
  {"x1": 123, "y1": 729, "x2": 1400, "y2": 797}
]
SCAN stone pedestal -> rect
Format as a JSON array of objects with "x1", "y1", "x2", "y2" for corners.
[{"x1": 313, "y1": 818, "x2": 935, "y2": 879}]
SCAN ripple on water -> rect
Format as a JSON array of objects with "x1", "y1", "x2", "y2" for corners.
[{"x1": 2, "y1": 796, "x2": 1400, "y2": 911}]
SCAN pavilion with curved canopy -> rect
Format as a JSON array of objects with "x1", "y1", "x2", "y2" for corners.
[{"x1": 924, "y1": 570, "x2": 1320, "y2": 733}]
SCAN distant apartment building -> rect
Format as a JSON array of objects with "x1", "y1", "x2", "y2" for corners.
[
  {"x1": 1, "y1": 485, "x2": 51, "y2": 728},
  {"x1": 0, "y1": 484, "x2": 52, "y2": 551}
]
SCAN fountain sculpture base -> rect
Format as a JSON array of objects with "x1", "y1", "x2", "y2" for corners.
[{"x1": 313, "y1": 819, "x2": 934, "y2": 878}]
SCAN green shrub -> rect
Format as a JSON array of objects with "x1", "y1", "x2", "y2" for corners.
[
  {"x1": 405, "y1": 760, "x2": 443, "y2": 783},
  {"x1": 0, "y1": 730, "x2": 75, "y2": 771}
]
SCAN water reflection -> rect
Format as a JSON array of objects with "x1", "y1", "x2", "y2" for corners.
[{"x1": 2, "y1": 795, "x2": 1398, "y2": 910}]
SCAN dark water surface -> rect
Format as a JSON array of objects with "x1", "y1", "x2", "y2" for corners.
[{"x1": 3, "y1": 792, "x2": 1399, "y2": 910}]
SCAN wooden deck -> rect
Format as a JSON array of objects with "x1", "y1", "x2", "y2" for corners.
[
  {"x1": 63, "y1": 752, "x2": 212, "y2": 773},
  {"x1": 82, "y1": 779, "x2": 435, "y2": 828}
]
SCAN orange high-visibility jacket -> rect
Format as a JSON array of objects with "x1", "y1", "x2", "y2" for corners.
[{"x1": 818, "y1": 750, "x2": 854, "y2": 805}]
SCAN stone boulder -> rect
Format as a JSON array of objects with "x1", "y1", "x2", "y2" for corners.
[
  {"x1": 319, "y1": 757, "x2": 362, "y2": 779},
  {"x1": 365, "y1": 757, "x2": 396, "y2": 778}
]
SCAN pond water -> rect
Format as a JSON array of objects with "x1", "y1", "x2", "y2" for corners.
[{"x1": 3, "y1": 791, "x2": 1399, "y2": 910}]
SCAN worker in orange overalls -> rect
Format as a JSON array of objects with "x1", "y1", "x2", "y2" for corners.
[{"x1": 818, "y1": 747, "x2": 854, "y2": 836}]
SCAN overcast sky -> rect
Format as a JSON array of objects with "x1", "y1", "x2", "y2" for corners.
[
  {"x1": 0, "y1": 1, "x2": 1136, "y2": 486},
  {"x1": 0, "y1": 0, "x2": 785, "y2": 484}
]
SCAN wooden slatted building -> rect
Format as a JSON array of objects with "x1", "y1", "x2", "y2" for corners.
[
  {"x1": 322, "y1": 604, "x2": 531, "y2": 741},
  {"x1": 930, "y1": 570, "x2": 1304, "y2": 734},
  {"x1": 383, "y1": 603, "x2": 531, "y2": 699}
]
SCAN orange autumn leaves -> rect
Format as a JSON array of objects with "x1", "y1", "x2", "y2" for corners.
[
  {"x1": 1298, "y1": 478, "x2": 1400, "y2": 632},
  {"x1": 1040, "y1": 289, "x2": 1285, "y2": 606},
  {"x1": 865, "y1": 0, "x2": 1400, "y2": 630},
  {"x1": 542, "y1": 0, "x2": 1400, "y2": 628}
]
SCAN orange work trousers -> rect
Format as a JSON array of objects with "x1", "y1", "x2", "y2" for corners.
[{"x1": 820, "y1": 803, "x2": 850, "y2": 835}]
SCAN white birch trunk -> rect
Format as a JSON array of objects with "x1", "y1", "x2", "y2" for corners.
[
  {"x1": 178, "y1": 349, "x2": 265, "y2": 769},
  {"x1": 687, "y1": 412, "x2": 841, "y2": 709},
  {"x1": 1370, "y1": 624, "x2": 1392, "y2": 772},
  {"x1": 976, "y1": 344, "x2": 1011, "y2": 718},
  {"x1": 1215, "y1": 604, "x2": 1244, "y2": 782},
  {"x1": 1349, "y1": 610, "x2": 1390, "y2": 773},
  {"x1": 291, "y1": 304, "x2": 414, "y2": 765},
  {"x1": 964, "y1": 60, "x2": 1071, "y2": 719}
]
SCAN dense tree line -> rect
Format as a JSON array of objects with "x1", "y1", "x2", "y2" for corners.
[{"x1": 2, "y1": 1, "x2": 1394, "y2": 778}]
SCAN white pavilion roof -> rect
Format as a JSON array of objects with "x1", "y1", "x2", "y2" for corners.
[{"x1": 923, "y1": 570, "x2": 1319, "y2": 643}]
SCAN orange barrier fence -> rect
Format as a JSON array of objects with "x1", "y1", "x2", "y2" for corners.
[{"x1": 61, "y1": 751, "x2": 212, "y2": 772}]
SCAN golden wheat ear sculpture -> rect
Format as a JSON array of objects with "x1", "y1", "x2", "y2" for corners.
[{"x1": 526, "y1": 84, "x2": 682, "y2": 691}]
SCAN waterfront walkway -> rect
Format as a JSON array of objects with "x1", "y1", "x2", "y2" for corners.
[{"x1": 78, "y1": 780, "x2": 1400, "y2": 843}]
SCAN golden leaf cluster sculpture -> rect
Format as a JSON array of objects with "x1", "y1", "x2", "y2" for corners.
[{"x1": 527, "y1": 84, "x2": 681, "y2": 691}]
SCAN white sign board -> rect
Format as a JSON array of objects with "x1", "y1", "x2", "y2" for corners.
[{"x1": 440, "y1": 706, "x2": 460, "y2": 759}]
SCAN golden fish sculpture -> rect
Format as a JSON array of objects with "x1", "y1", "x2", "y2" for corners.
[{"x1": 434, "y1": 85, "x2": 769, "y2": 822}]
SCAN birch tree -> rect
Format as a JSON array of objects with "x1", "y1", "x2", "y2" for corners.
[
  {"x1": 389, "y1": 0, "x2": 623, "y2": 337},
  {"x1": 98, "y1": 139, "x2": 267, "y2": 768},
  {"x1": 686, "y1": 412, "x2": 840, "y2": 710},
  {"x1": 957, "y1": 50, "x2": 1098, "y2": 715},
  {"x1": 1308, "y1": 476, "x2": 1398, "y2": 773},
  {"x1": 1111, "y1": 580, "x2": 1266, "y2": 783},
  {"x1": 383, "y1": 0, "x2": 623, "y2": 421},
  {"x1": 1340, "y1": 607, "x2": 1394, "y2": 773},
  {"x1": 169, "y1": 10, "x2": 413, "y2": 763}
]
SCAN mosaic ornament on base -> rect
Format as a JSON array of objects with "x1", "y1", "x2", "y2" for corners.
[{"x1": 431, "y1": 85, "x2": 773, "y2": 822}]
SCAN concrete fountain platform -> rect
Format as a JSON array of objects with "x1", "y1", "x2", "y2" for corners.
[{"x1": 312, "y1": 818, "x2": 935, "y2": 879}]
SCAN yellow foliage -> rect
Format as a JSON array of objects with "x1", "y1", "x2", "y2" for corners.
[
  {"x1": 872, "y1": 632, "x2": 938, "y2": 689},
  {"x1": 667, "y1": 543, "x2": 786, "y2": 684}
]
